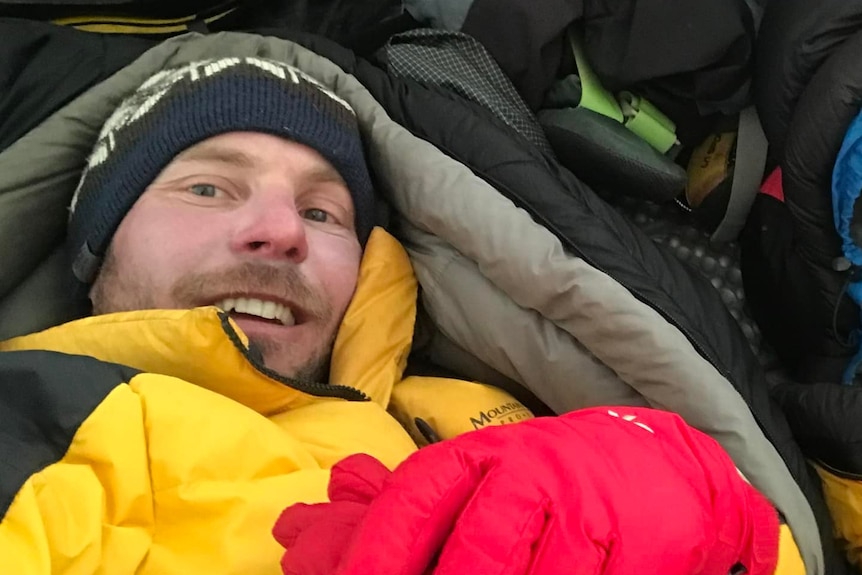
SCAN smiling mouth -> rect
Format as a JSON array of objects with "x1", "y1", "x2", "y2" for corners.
[{"x1": 214, "y1": 297, "x2": 296, "y2": 326}]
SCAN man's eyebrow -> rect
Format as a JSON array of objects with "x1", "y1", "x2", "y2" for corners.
[
  {"x1": 175, "y1": 145, "x2": 257, "y2": 169},
  {"x1": 306, "y1": 164, "x2": 346, "y2": 184}
]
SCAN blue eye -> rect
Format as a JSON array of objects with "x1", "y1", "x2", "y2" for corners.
[
  {"x1": 189, "y1": 184, "x2": 219, "y2": 197},
  {"x1": 302, "y1": 208, "x2": 330, "y2": 223}
]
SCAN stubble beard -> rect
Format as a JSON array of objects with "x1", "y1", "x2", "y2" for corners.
[{"x1": 90, "y1": 247, "x2": 336, "y2": 382}]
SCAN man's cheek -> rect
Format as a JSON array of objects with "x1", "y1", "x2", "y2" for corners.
[{"x1": 325, "y1": 259, "x2": 360, "y2": 299}]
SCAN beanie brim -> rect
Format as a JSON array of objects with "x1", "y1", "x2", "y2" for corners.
[{"x1": 69, "y1": 58, "x2": 375, "y2": 285}]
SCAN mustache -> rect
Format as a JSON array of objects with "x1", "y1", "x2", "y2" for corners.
[{"x1": 171, "y1": 262, "x2": 331, "y2": 321}]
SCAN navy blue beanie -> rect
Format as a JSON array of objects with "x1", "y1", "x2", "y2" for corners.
[{"x1": 69, "y1": 57, "x2": 375, "y2": 285}]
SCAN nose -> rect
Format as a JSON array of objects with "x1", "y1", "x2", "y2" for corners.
[{"x1": 230, "y1": 194, "x2": 309, "y2": 262}]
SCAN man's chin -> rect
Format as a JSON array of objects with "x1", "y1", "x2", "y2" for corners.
[{"x1": 249, "y1": 337, "x2": 330, "y2": 383}]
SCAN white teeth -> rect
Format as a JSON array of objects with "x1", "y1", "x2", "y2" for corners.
[
  {"x1": 261, "y1": 300, "x2": 277, "y2": 320},
  {"x1": 214, "y1": 297, "x2": 296, "y2": 326},
  {"x1": 278, "y1": 306, "x2": 296, "y2": 327},
  {"x1": 240, "y1": 298, "x2": 264, "y2": 318}
]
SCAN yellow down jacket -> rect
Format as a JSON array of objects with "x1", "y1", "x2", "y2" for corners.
[{"x1": 0, "y1": 228, "x2": 534, "y2": 575}]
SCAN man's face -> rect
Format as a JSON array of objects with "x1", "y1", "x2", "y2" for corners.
[{"x1": 90, "y1": 131, "x2": 363, "y2": 381}]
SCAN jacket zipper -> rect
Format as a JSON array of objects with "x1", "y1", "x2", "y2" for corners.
[{"x1": 218, "y1": 311, "x2": 369, "y2": 402}]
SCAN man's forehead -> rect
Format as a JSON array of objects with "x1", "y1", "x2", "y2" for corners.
[
  {"x1": 175, "y1": 141, "x2": 256, "y2": 168},
  {"x1": 171, "y1": 136, "x2": 347, "y2": 186}
]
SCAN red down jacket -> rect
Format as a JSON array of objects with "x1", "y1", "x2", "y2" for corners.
[{"x1": 273, "y1": 406, "x2": 779, "y2": 575}]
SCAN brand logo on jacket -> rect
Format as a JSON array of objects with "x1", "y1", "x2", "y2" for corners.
[{"x1": 470, "y1": 402, "x2": 532, "y2": 430}]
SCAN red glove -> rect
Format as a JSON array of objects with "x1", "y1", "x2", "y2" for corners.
[
  {"x1": 273, "y1": 407, "x2": 779, "y2": 575},
  {"x1": 272, "y1": 454, "x2": 389, "y2": 575}
]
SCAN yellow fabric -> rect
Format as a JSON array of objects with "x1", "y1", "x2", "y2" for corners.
[
  {"x1": 269, "y1": 401, "x2": 417, "y2": 472},
  {"x1": 390, "y1": 376, "x2": 535, "y2": 445},
  {"x1": 330, "y1": 228, "x2": 417, "y2": 407},
  {"x1": 776, "y1": 524, "x2": 806, "y2": 575},
  {"x1": 813, "y1": 463, "x2": 862, "y2": 567},
  {"x1": 0, "y1": 306, "x2": 312, "y2": 415},
  {"x1": 0, "y1": 376, "x2": 333, "y2": 575}
]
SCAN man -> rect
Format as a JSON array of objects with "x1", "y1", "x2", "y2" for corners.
[
  {"x1": 89, "y1": 130, "x2": 359, "y2": 381},
  {"x1": 0, "y1": 56, "x2": 790, "y2": 575}
]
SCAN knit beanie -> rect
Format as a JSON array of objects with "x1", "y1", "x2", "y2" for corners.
[{"x1": 68, "y1": 57, "x2": 375, "y2": 285}]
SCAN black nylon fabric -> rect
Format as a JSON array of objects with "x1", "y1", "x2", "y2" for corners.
[
  {"x1": 408, "y1": 0, "x2": 761, "y2": 139},
  {"x1": 772, "y1": 379, "x2": 862, "y2": 475},
  {"x1": 740, "y1": 195, "x2": 856, "y2": 383},
  {"x1": 783, "y1": 30, "x2": 862, "y2": 282},
  {"x1": 224, "y1": 0, "x2": 407, "y2": 56},
  {"x1": 0, "y1": 0, "x2": 407, "y2": 154},
  {"x1": 743, "y1": 25, "x2": 862, "y2": 385},
  {"x1": 781, "y1": 30, "x2": 862, "y2": 349},
  {"x1": 0, "y1": 350, "x2": 138, "y2": 518},
  {"x1": 0, "y1": 0, "x2": 407, "y2": 48},
  {"x1": 380, "y1": 28, "x2": 553, "y2": 155},
  {"x1": 0, "y1": 18, "x2": 156, "y2": 153},
  {"x1": 0, "y1": 0, "x2": 235, "y2": 19},
  {"x1": 754, "y1": 0, "x2": 862, "y2": 158}
]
